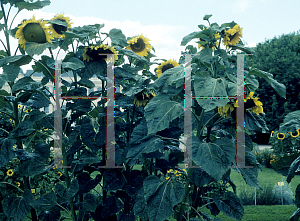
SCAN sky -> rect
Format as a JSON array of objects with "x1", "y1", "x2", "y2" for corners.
[{"x1": 1, "y1": 0, "x2": 300, "y2": 74}]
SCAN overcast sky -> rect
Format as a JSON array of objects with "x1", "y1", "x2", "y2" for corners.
[{"x1": 1, "y1": 0, "x2": 300, "y2": 73}]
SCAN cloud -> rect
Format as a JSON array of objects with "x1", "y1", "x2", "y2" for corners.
[
  {"x1": 232, "y1": 0, "x2": 251, "y2": 13},
  {"x1": 2, "y1": 9, "x2": 187, "y2": 73}
]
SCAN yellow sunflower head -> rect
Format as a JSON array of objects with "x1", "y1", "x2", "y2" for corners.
[
  {"x1": 49, "y1": 13, "x2": 73, "y2": 38},
  {"x1": 15, "y1": 15, "x2": 53, "y2": 49},
  {"x1": 223, "y1": 24, "x2": 243, "y2": 47},
  {"x1": 155, "y1": 59, "x2": 179, "y2": 78},
  {"x1": 244, "y1": 92, "x2": 263, "y2": 115},
  {"x1": 218, "y1": 102, "x2": 236, "y2": 118},
  {"x1": 83, "y1": 44, "x2": 119, "y2": 62},
  {"x1": 126, "y1": 34, "x2": 152, "y2": 57},
  {"x1": 197, "y1": 27, "x2": 220, "y2": 52},
  {"x1": 133, "y1": 90, "x2": 156, "y2": 107},
  {"x1": 6, "y1": 169, "x2": 14, "y2": 176},
  {"x1": 16, "y1": 182, "x2": 20, "y2": 187}
]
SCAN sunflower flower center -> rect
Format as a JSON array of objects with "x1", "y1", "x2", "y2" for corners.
[
  {"x1": 52, "y1": 19, "x2": 68, "y2": 34},
  {"x1": 131, "y1": 38, "x2": 146, "y2": 53},
  {"x1": 162, "y1": 63, "x2": 174, "y2": 73},
  {"x1": 87, "y1": 47, "x2": 113, "y2": 61},
  {"x1": 23, "y1": 23, "x2": 47, "y2": 43}
]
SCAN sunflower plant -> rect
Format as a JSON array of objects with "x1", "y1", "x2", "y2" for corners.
[{"x1": 0, "y1": 2, "x2": 289, "y2": 220}]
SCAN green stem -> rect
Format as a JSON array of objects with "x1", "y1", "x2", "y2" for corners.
[
  {"x1": 177, "y1": 165, "x2": 194, "y2": 221},
  {"x1": 0, "y1": 39, "x2": 8, "y2": 53},
  {"x1": 9, "y1": 9, "x2": 20, "y2": 30},
  {"x1": 196, "y1": 109, "x2": 204, "y2": 139},
  {"x1": 1, "y1": 2, "x2": 11, "y2": 56},
  {"x1": 48, "y1": 48, "x2": 54, "y2": 59}
]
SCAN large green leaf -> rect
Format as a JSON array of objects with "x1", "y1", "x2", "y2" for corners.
[
  {"x1": 213, "y1": 191, "x2": 244, "y2": 220},
  {"x1": 78, "y1": 78, "x2": 95, "y2": 89},
  {"x1": 109, "y1": 28, "x2": 128, "y2": 47},
  {"x1": 15, "y1": 0, "x2": 50, "y2": 11},
  {"x1": 143, "y1": 175, "x2": 184, "y2": 221},
  {"x1": 0, "y1": 138, "x2": 15, "y2": 167},
  {"x1": 31, "y1": 191, "x2": 57, "y2": 211},
  {"x1": 2, "y1": 64, "x2": 20, "y2": 82},
  {"x1": 230, "y1": 44, "x2": 255, "y2": 54},
  {"x1": 278, "y1": 110, "x2": 300, "y2": 134},
  {"x1": 152, "y1": 64, "x2": 184, "y2": 96},
  {"x1": 180, "y1": 31, "x2": 201, "y2": 46},
  {"x1": 194, "y1": 73, "x2": 230, "y2": 112},
  {"x1": 63, "y1": 57, "x2": 85, "y2": 70},
  {"x1": 126, "y1": 135, "x2": 164, "y2": 166},
  {"x1": 244, "y1": 73, "x2": 259, "y2": 92},
  {"x1": 12, "y1": 76, "x2": 41, "y2": 93},
  {"x1": 144, "y1": 94, "x2": 184, "y2": 135},
  {"x1": 248, "y1": 68, "x2": 286, "y2": 99},
  {"x1": 192, "y1": 135, "x2": 236, "y2": 181},
  {"x1": 3, "y1": 190, "x2": 34, "y2": 221},
  {"x1": 133, "y1": 187, "x2": 149, "y2": 220},
  {"x1": 232, "y1": 149, "x2": 262, "y2": 190},
  {"x1": 287, "y1": 155, "x2": 300, "y2": 183},
  {"x1": 32, "y1": 55, "x2": 54, "y2": 82},
  {"x1": 0, "y1": 54, "x2": 30, "y2": 67},
  {"x1": 25, "y1": 42, "x2": 53, "y2": 56}
]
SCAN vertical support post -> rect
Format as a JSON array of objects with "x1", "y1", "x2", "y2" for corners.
[{"x1": 184, "y1": 54, "x2": 193, "y2": 168}]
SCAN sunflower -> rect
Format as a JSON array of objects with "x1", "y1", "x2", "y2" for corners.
[
  {"x1": 49, "y1": 13, "x2": 72, "y2": 38},
  {"x1": 218, "y1": 100, "x2": 238, "y2": 118},
  {"x1": 83, "y1": 44, "x2": 119, "y2": 62},
  {"x1": 133, "y1": 89, "x2": 156, "y2": 107},
  {"x1": 155, "y1": 59, "x2": 179, "y2": 78},
  {"x1": 126, "y1": 34, "x2": 152, "y2": 57},
  {"x1": 57, "y1": 171, "x2": 62, "y2": 177},
  {"x1": 15, "y1": 15, "x2": 53, "y2": 49},
  {"x1": 16, "y1": 182, "x2": 20, "y2": 187},
  {"x1": 25, "y1": 109, "x2": 31, "y2": 113},
  {"x1": 197, "y1": 27, "x2": 220, "y2": 52},
  {"x1": 6, "y1": 169, "x2": 14, "y2": 176},
  {"x1": 244, "y1": 92, "x2": 263, "y2": 115},
  {"x1": 223, "y1": 24, "x2": 243, "y2": 47}
]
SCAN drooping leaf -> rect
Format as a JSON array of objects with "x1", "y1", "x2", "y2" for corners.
[
  {"x1": 213, "y1": 191, "x2": 244, "y2": 220},
  {"x1": 152, "y1": 65, "x2": 184, "y2": 97},
  {"x1": 194, "y1": 74, "x2": 230, "y2": 112},
  {"x1": 0, "y1": 138, "x2": 15, "y2": 167},
  {"x1": 0, "y1": 54, "x2": 30, "y2": 67},
  {"x1": 144, "y1": 94, "x2": 184, "y2": 135},
  {"x1": 78, "y1": 78, "x2": 95, "y2": 89},
  {"x1": 12, "y1": 76, "x2": 42, "y2": 93},
  {"x1": 248, "y1": 68, "x2": 286, "y2": 99},
  {"x1": 31, "y1": 191, "x2": 57, "y2": 211},
  {"x1": 3, "y1": 190, "x2": 34, "y2": 221},
  {"x1": 287, "y1": 155, "x2": 300, "y2": 183},
  {"x1": 25, "y1": 42, "x2": 53, "y2": 56},
  {"x1": 192, "y1": 135, "x2": 235, "y2": 181},
  {"x1": 143, "y1": 175, "x2": 185, "y2": 221},
  {"x1": 109, "y1": 28, "x2": 128, "y2": 47},
  {"x1": 180, "y1": 31, "x2": 201, "y2": 46},
  {"x1": 126, "y1": 135, "x2": 164, "y2": 166},
  {"x1": 63, "y1": 57, "x2": 85, "y2": 70},
  {"x1": 15, "y1": 0, "x2": 50, "y2": 11}
]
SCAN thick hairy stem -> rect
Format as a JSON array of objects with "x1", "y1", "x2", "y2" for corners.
[
  {"x1": 23, "y1": 177, "x2": 38, "y2": 221},
  {"x1": 177, "y1": 166, "x2": 194, "y2": 221}
]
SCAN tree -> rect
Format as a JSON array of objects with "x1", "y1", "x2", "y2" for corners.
[{"x1": 245, "y1": 32, "x2": 300, "y2": 133}]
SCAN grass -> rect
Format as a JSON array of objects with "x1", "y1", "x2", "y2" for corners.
[
  {"x1": 199, "y1": 205, "x2": 297, "y2": 221},
  {"x1": 25, "y1": 164, "x2": 300, "y2": 220}
]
